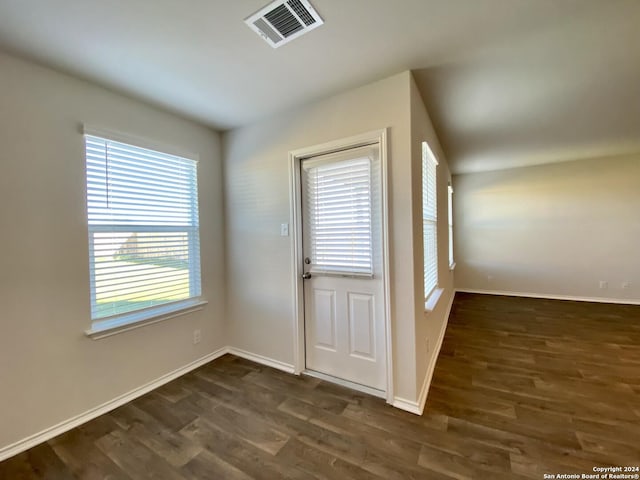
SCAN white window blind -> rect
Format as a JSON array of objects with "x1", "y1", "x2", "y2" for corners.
[
  {"x1": 448, "y1": 183, "x2": 454, "y2": 268},
  {"x1": 84, "y1": 134, "x2": 201, "y2": 321},
  {"x1": 422, "y1": 142, "x2": 438, "y2": 299},
  {"x1": 305, "y1": 157, "x2": 373, "y2": 275}
]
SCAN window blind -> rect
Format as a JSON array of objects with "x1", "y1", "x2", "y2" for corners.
[
  {"x1": 422, "y1": 142, "x2": 438, "y2": 299},
  {"x1": 305, "y1": 157, "x2": 373, "y2": 275},
  {"x1": 448, "y1": 184, "x2": 454, "y2": 267},
  {"x1": 85, "y1": 135, "x2": 201, "y2": 320}
]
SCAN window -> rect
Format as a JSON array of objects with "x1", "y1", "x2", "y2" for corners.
[
  {"x1": 422, "y1": 142, "x2": 438, "y2": 299},
  {"x1": 448, "y1": 183, "x2": 455, "y2": 269},
  {"x1": 84, "y1": 133, "x2": 202, "y2": 331},
  {"x1": 304, "y1": 156, "x2": 373, "y2": 275}
]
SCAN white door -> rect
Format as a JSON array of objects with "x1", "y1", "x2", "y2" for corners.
[{"x1": 301, "y1": 144, "x2": 386, "y2": 392}]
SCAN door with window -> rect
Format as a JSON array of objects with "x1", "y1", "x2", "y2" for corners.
[{"x1": 300, "y1": 144, "x2": 386, "y2": 391}]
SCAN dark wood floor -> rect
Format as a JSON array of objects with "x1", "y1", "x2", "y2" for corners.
[{"x1": 2, "y1": 293, "x2": 639, "y2": 479}]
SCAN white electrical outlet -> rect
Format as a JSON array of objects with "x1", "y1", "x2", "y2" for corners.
[
  {"x1": 599, "y1": 281, "x2": 608, "y2": 289},
  {"x1": 280, "y1": 223, "x2": 289, "y2": 236},
  {"x1": 193, "y1": 329, "x2": 201, "y2": 345}
]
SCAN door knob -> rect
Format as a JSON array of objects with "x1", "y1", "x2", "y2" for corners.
[{"x1": 301, "y1": 272, "x2": 312, "y2": 280}]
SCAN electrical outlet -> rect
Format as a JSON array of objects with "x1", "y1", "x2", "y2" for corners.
[
  {"x1": 280, "y1": 223, "x2": 289, "y2": 236},
  {"x1": 193, "y1": 329, "x2": 201, "y2": 345},
  {"x1": 599, "y1": 281, "x2": 608, "y2": 289}
]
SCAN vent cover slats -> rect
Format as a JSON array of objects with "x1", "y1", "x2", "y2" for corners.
[
  {"x1": 264, "y1": 4, "x2": 304, "y2": 37},
  {"x1": 287, "y1": 0, "x2": 316, "y2": 26},
  {"x1": 245, "y1": 0, "x2": 323, "y2": 48}
]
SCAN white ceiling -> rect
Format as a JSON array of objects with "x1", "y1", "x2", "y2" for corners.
[{"x1": 0, "y1": 0, "x2": 638, "y2": 173}]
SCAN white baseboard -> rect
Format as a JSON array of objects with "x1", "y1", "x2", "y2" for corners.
[
  {"x1": 0, "y1": 345, "x2": 299, "y2": 462},
  {"x1": 394, "y1": 291, "x2": 455, "y2": 416},
  {"x1": 391, "y1": 397, "x2": 422, "y2": 415},
  {"x1": 456, "y1": 288, "x2": 640, "y2": 306},
  {"x1": 0, "y1": 347, "x2": 229, "y2": 462},
  {"x1": 227, "y1": 347, "x2": 295, "y2": 374}
]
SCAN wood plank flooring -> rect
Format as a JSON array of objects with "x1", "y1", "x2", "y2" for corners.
[{"x1": 2, "y1": 292, "x2": 639, "y2": 479}]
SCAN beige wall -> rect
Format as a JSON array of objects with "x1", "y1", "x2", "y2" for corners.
[
  {"x1": 409, "y1": 75, "x2": 455, "y2": 392},
  {"x1": 454, "y1": 155, "x2": 640, "y2": 302},
  {"x1": 223, "y1": 71, "x2": 427, "y2": 400},
  {"x1": 0, "y1": 51, "x2": 226, "y2": 450},
  {"x1": 0, "y1": 53, "x2": 455, "y2": 452}
]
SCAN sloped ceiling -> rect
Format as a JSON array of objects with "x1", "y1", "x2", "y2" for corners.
[{"x1": 0, "y1": 0, "x2": 638, "y2": 173}]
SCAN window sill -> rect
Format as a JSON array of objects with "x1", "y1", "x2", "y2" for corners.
[
  {"x1": 425, "y1": 288, "x2": 444, "y2": 313},
  {"x1": 85, "y1": 299, "x2": 208, "y2": 340}
]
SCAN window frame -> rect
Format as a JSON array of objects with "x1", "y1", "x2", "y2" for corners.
[
  {"x1": 422, "y1": 141, "x2": 439, "y2": 302},
  {"x1": 448, "y1": 183, "x2": 455, "y2": 270},
  {"x1": 82, "y1": 126, "x2": 206, "y2": 339}
]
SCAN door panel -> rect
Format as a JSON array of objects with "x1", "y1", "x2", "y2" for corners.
[
  {"x1": 348, "y1": 292, "x2": 375, "y2": 360},
  {"x1": 301, "y1": 144, "x2": 386, "y2": 391},
  {"x1": 311, "y1": 288, "x2": 337, "y2": 351}
]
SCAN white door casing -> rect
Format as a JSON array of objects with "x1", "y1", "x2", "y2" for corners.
[{"x1": 300, "y1": 144, "x2": 386, "y2": 392}]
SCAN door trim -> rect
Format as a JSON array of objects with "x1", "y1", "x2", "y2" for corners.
[{"x1": 288, "y1": 129, "x2": 393, "y2": 404}]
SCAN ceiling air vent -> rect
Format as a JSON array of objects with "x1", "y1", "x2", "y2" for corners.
[{"x1": 245, "y1": 0, "x2": 324, "y2": 48}]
